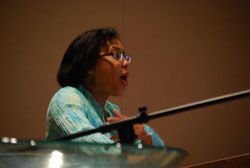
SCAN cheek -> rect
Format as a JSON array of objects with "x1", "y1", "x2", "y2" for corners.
[
  {"x1": 104, "y1": 64, "x2": 122, "y2": 92},
  {"x1": 114, "y1": 66, "x2": 126, "y2": 95},
  {"x1": 95, "y1": 64, "x2": 118, "y2": 86},
  {"x1": 93, "y1": 60, "x2": 123, "y2": 95},
  {"x1": 109, "y1": 66, "x2": 120, "y2": 87}
]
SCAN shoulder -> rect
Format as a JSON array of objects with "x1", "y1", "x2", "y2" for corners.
[
  {"x1": 47, "y1": 86, "x2": 87, "y2": 115},
  {"x1": 50, "y1": 86, "x2": 85, "y2": 105}
]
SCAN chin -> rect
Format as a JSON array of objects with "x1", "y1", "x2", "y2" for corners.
[
  {"x1": 112, "y1": 88, "x2": 126, "y2": 97},
  {"x1": 113, "y1": 92, "x2": 124, "y2": 97}
]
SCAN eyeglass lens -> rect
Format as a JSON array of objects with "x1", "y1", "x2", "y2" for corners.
[{"x1": 114, "y1": 53, "x2": 131, "y2": 63}]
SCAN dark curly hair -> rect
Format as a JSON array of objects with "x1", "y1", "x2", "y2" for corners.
[{"x1": 57, "y1": 28, "x2": 120, "y2": 87}]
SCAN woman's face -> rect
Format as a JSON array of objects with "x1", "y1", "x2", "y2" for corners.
[{"x1": 90, "y1": 39, "x2": 130, "y2": 97}]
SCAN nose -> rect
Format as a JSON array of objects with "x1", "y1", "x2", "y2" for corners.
[{"x1": 122, "y1": 59, "x2": 130, "y2": 69}]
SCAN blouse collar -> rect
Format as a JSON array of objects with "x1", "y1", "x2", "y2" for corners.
[{"x1": 78, "y1": 85, "x2": 108, "y2": 122}]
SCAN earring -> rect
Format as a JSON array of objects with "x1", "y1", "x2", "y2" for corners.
[{"x1": 88, "y1": 70, "x2": 94, "y2": 76}]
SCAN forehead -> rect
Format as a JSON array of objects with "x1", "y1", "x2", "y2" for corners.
[
  {"x1": 107, "y1": 39, "x2": 125, "y2": 53},
  {"x1": 99, "y1": 39, "x2": 125, "y2": 55}
]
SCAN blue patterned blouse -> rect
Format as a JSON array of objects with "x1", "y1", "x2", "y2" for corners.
[{"x1": 46, "y1": 85, "x2": 165, "y2": 147}]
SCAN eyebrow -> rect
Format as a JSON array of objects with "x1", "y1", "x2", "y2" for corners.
[{"x1": 111, "y1": 46, "x2": 125, "y2": 54}]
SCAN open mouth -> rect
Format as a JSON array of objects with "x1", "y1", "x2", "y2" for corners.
[
  {"x1": 120, "y1": 75, "x2": 127, "y2": 81},
  {"x1": 120, "y1": 73, "x2": 129, "y2": 85}
]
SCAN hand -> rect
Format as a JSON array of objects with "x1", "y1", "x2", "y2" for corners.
[
  {"x1": 107, "y1": 109, "x2": 152, "y2": 146},
  {"x1": 107, "y1": 109, "x2": 126, "y2": 140}
]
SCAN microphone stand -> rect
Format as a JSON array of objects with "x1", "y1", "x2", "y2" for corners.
[{"x1": 52, "y1": 89, "x2": 250, "y2": 144}]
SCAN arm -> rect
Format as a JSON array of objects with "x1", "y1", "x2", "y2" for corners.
[
  {"x1": 107, "y1": 109, "x2": 165, "y2": 147},
  {"x1": 46, "y1": 90, "x2": 114, "y2": 144},
  {"x1": 143, "y1": 124, "x2": 165, "y2": 147}
]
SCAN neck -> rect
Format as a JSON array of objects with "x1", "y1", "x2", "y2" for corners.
[
  {"x1": 84, "y1": 83, "x2": 108, "y2": 110},
  {"x1": 91, "y1": 90, "x2": 108, "y2": 110}
]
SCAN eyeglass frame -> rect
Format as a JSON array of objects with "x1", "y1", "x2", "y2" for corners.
[{"x1": 98, "y1": 52, "x2": 132, "y2": 63}]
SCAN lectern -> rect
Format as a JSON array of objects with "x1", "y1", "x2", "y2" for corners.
[{"x1": 0, "y1": 139, "x2": 187, "y2": 168}]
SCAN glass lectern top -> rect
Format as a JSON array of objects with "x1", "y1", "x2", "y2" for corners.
[{"x1": 0, "y1": 138, "x2": 187, "y2": 168}]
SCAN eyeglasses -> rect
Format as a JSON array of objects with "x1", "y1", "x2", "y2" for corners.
[{"x1": 98, "y1": 52, "x2": 132, "y2": 63}]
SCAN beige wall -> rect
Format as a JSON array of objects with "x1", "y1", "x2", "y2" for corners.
[{"x1": 0, "y1": 0, "x2": 249, "y2": 166}]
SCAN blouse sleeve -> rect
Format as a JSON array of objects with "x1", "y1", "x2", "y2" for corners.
[
  {"x1": 105, "y1": 102, "x2": 165, "y2": 147},
  {"x1": 144, "y1": 125, "x2": 165, "y2": 147},
  {"x1": 46, "y1": 89, "x2": 114, "y2": 144}
]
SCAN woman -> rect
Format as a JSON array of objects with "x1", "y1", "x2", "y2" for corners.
[{"x1": 46, "y1": 28, "x2": 164, "y2": 147}]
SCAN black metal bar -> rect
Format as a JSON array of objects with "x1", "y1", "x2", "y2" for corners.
[
  {"x1": 53, "y1": 89, "x2": 250, "y2": 141},
  {"x1": 148, "y1": 89, "x2": 250, "y2": 120}
]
